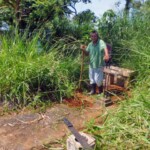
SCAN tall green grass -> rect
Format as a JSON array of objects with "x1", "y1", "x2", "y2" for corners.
[
  {"x1": 0, "y1": 33, "x2": 82, "y2": 107},
  {"x1": 87, "y1": 78, "x2": 150, "y2": 149}
]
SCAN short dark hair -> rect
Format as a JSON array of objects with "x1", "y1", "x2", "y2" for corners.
[
  {"x1": 91, "y1": 30, "x2": 99, "y2": 38},
  {"x1": 91, "y1": 30, "x2": 98, "y2": 34}
]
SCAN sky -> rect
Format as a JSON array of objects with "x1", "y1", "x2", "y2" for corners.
[{"x1": 75, "y1": 0, "x2": 126, "y2": 17}]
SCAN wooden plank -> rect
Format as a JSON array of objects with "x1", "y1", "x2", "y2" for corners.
[{"x1": 103, "y1": 66, "x2": 134, "y2": 77}]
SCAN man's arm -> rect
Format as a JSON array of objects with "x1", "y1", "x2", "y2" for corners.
[
  {"x1": 104, "y1": 47, "x2": 109, "y2": 62},
  {"x1": 80, "y1": 45, "x2": 89, "y2": 56},
  {"x1": 100, "y1": 40, "x2": 109, "y2": 62}
]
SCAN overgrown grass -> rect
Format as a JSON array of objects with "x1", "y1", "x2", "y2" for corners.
[
  {"x1": 0, "y1": 33, "x2": 83, "y2": 108},
  {"x1": 86, "y1": 79, "x2": 150, "y2": 149}
]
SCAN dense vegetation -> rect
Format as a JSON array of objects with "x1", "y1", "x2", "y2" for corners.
[
  {"x1": 0, "y1": 34, "x2": 81, "y2": 107},
  {"x1": 0, "y1": 0, "x2": 150, "y2": 149}
]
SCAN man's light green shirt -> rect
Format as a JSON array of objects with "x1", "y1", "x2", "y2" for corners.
[{"x1": 86, "y1": 39, "x2": 106, "y2": 68}]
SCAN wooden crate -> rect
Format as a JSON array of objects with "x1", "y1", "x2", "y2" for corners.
[{"x1": 103, "y1": 66, "x2": 135, "y2": 89}]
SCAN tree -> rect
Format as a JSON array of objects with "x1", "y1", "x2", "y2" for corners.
[
  {"x1": 124, "y1": 0, "x2": 144, "y2": 16},
  {"x1": 73, "y1": 9, "x2": 96, "y2": 24},
  {"x1": 63, "y1": 0, "x2": 91, "y2": 15},
  {"x1": 125, "y1": 0, "x2": 132, "y2": 15},
  {"x1": 0, "y1": 0, "x2": 92, "y2": 30},
  {"x1": 98, "y1": 9, "x2": 116, "y2": 41}
]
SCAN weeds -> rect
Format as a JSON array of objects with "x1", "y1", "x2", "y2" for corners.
[{"x1": 0, "y1": 33, "x2": 83, "y2": 109}]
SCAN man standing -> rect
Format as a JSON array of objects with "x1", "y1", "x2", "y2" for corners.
[{"x1": 80, "y1": 30, "x2": 109, "y2": 95}]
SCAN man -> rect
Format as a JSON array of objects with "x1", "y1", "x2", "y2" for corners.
[{"x1": 80, "y1": 30, "x2": 109, "y2": 95}]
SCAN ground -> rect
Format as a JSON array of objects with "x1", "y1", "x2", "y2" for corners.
[{"x1": 0, "y1": 91, "x2": 122, "y2": 150}]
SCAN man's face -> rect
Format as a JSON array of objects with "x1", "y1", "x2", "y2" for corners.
[{"x1": 90, "y1": 33, "x2": 98, "y2": 43}]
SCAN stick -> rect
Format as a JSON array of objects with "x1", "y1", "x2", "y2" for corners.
[{"x1": 78, "y1": 51, "x2": 84, "y2": 90}]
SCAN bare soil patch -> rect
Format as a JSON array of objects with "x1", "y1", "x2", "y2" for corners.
[{"x1": 0, "y1": 92, "x2": 121, "y2": 150}]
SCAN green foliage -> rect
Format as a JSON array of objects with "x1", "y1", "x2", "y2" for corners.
[
  {"x1": 0, "y1": 0, "x2": 92, "y2": 31},
  {"x1": 116, "y1": 8, "x2": 150, "y2": 78},
  {"x1": 73, "y1": 9, "x2": 96, "y2": 24},
  {"x1": 0, "y1": 32, "x2": 82, "y2": 107},
  {"x1": 93, "y1": 83, "x2": 150, "y2": 149}
]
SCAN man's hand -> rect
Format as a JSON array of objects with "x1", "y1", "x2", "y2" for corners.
[
  {"x1": 104, "y1": 54, "x2": 109, "y2": 62},
  {"x1": 80, "y1": 45, "x2": 87, "y2": 50},
  {"x1": 80, "y1": 45, "x2": 89, "y2": 56}
]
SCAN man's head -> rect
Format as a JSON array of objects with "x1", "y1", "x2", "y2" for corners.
[{"x1": 90, "y1": 30, "x2": 99, "y2": 44}]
